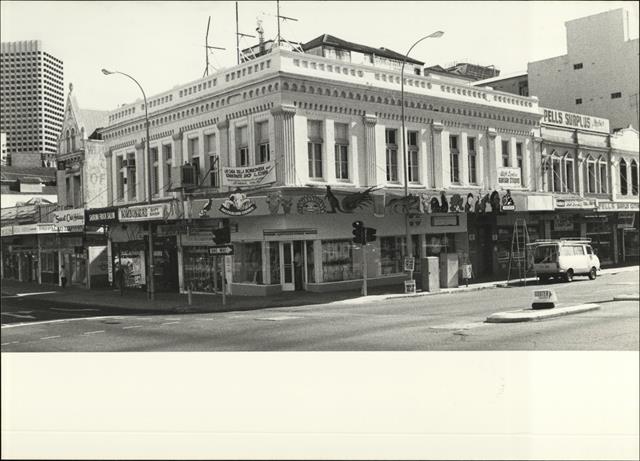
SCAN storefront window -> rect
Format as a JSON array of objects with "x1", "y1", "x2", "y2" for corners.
[
  {"x1": 321, "y1": 239, "x2": 361, "y2": 282},
  {"x1": 306, "y1": 241, "x2": 315, "y2": 283},
  {"x1": 586, "y1": 218, "x2": 613, "y2": 265},
  {"x1": 183, "y1": 247, "x2": 223, "y2": 293},
  {"x1": 425, "y1": 234, "x2": 455, "y2": 257},
  {"x1": 268, "y1": 242, "x2": 280, "y2": 284},
  {"x1": 233, "y1": 242, "x2": 263, "y2": 284},
  {"x1": 117, "y1": 250, "x2": 146, "y2": 288},
  {"x1": 380, "y1": 237, "x2": 404, "y2": 275}
]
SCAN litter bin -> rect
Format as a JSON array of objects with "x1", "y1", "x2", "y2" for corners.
[{"x1": 421, "y1": 256, "x2": 440, "y2": 292}]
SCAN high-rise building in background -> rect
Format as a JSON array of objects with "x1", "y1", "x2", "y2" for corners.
[{"x1": 0, "y1": 40, "x2": 64, "y2": 167}]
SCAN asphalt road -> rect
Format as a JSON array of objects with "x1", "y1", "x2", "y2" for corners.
[{"x1": 1, "y1": 270, "x2": 638, "y2": 351}]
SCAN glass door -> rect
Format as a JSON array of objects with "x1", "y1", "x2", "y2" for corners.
[{"x1": 280, "y1": 241, "x2": 295, "y2": 291}]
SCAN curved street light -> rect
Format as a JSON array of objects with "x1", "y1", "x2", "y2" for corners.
[
  {"x1": 400, "y1": 31, "x2": 444, "y2": 283},
  {"x1": 102, "y1": 68, "x2": 155, "y2": 301}
]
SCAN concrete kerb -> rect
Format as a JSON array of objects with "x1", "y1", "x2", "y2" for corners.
[
  {"x1": 486, "y1": 303, "x2": 600, "y2": 323},
  {"x1": 612, "y1": 294, "x2": 640, "y2": 301}
]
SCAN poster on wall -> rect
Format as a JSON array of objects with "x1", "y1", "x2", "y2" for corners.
[
  {"x1": 497, "y1": 167, "x2": 522, "y2": 188},
  {"x1": 221, "y1": 162, "x2": 276, "y2": 187}
]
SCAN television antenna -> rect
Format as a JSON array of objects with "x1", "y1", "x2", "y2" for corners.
[
  {"x1": 203, "y1": 16, "x2": 226, "y2": 78},
  {"x1": 235, "y1": 1, "x2": 256, "y2": 64}
]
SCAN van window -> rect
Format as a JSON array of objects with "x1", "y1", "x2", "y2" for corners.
[
  {"x1": 560, "y1": 246, "x2": 574, "y2": 256},
  {"x1": 586, "y1": 246, "x2": 593, "y2": 255},
  {"x1": 572, "y1": 246, "x2": 585, "y2": 255},
  {"x1": 534, "y1": 245, "x2": 557, "y2": 263}
]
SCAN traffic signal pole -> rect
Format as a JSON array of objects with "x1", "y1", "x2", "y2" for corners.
[{"x1": 362, "y1": 244, "x2": 368, "y2": 296}]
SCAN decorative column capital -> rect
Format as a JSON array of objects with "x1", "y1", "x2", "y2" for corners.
[
  {"x1": 487, "y1": 127, "x2": 497, "y2": 138},
  {"x1": 432, "y1": 121, "x2": 444, "y2": 132},
  {"x1": 364, "y1": 113, "x2": 377, "y2": 126},
  {"x1": 104, "y1": 149, "x2": 113, "y2": 159},
  {"x1": 134, "y1": 141, "x2": 145, "y2": 151},
  {"x1": 270, "y1": 104, "x2": 297, "y2": 117},
  {"x1": 172, "y1": 131, "x2": 184, "y2": 141},
  {"x1": 216, "y1": 119, "x2": 229, "y2": 130}
]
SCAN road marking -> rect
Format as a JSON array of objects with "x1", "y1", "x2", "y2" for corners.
[
  {"x1": 16, "y1": 291, "x2": 58, "y2": 297},
  {"x1": 2, "y1": 341, "x2": 20, "y2": 345},
  {"x1": 1, "y1": 312, "x2": 37, "y2": 319},
  {"x1": 429, "y1": 321, "x2": 486, "y2": 331},
  {"x1": 1, "y1": 316, "x2": 126, "y2": 329},
  {"x1": 50, "y1": 308, "x2": 100, "y2": 312},
  {"x1": 82, "y1": 330, "x2": 105, "y2": 335},
  {"x1": 40, "y1": 335, "x2": 61, "y2": 340},
  {"x1": 122, "y1": 325, "x2": 143, "y2": 329},
  {"x1": 254, "y1": 315, "x2": 302, "y2": 322},
  {"x1": 160, "y1": 321, "x2": 180, "y2": 326}
]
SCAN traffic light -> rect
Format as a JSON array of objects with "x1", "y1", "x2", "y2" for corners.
[
  {"x1": 212, "y1": 219, "x2": 231, "y2": 244},
  {"x1": 352, "y1": 221, "x2": 364, "y2": 244},
  {"x1": 364, "y1": 227, "x2": 377, "y2": 243}
]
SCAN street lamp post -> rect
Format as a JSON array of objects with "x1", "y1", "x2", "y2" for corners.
[
  {"x1": 102, "y1": 68, "x2": 155, "y2": 301},
  {"x1": 400, "y1": 31, "x2": 444, "y2": 280}
]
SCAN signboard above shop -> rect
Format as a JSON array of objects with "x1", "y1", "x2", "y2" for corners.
[
  {"x1": 119, "y1": 203, "x2": 167, "y2": 222},
  {"x1": 554, "y1": 197, "x2": 597, "y2": 210},
  {"x1": 53, "y1": 209, "x2": 85, "y2": 229},
  {"x1": 541, "y1": 108, "x2": 610, "y2": 134},
  {"x1": 497, "y1": 167, "x2": 522, "y2": 188},
  {"x1": 597, "y1": 201, "x2": 640, "y2": 212}
]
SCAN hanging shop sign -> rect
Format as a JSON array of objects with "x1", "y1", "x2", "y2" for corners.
[
  {"x1": 541, "y1": 108, "x2": 610, "y2": 134},
  {"x1": 554, "y1": 197, "x2": 597, "y2": 210},
  {"x1": 221, "y1": 161, "x2": 276, "y2": 187},
  {"x1": 497, "y1": 167, "x2": 522, "y2": 188},
  {"x1": 119, "y1": 203, "x2": 167, "y2": 222},
  {"x1": 86, "y1": 206, "x2": 119, "y2": 225},
  {"x1": 53, "y1": 208, "x2": 85, "y2": 228},
  {"x1": 597, "y1": 201, "x2": 640, "y2": 212}
]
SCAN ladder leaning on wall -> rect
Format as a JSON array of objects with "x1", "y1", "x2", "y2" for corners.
[{"x1": 506, "y1": 218, "x2": 534, "y2": 286}]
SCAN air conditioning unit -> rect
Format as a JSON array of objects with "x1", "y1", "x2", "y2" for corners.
[{"x1": 171, "y1": 163, "x2": 197, "y2": 189}]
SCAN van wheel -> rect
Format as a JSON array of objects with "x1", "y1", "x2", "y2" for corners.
[
  {"x1": 588, "y1": 267, "x2": 597, "y2": 280},
  {"x1": 565, "y1": 269, "x2": 574, "y2": 282}
]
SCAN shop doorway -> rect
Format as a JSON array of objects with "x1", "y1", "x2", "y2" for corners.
[{"x1": 279, "y1": 241, "x2": 306, "y2": 291}]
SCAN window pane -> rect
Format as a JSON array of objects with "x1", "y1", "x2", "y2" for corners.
[
  {"x1": 308, "y1": 120, "x2": 322, "y2": 140},
  {"x1": 232, "y1": 242, "x2": 262, "y2": 283},
  {"x1": 321, "y1": 240, "x2": 361, "y2": 282},
  {"x1": 334, "y1": 123, "x2": 348, "y2": 142}
]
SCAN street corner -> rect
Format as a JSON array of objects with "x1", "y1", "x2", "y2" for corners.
[{"x1": 485, "y1": 303, "x2": 600, "y2": 323}]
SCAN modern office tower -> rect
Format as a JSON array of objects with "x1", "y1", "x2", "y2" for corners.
[{"x1": 1, "y1": 40, "x2": 64, "y2": 167}]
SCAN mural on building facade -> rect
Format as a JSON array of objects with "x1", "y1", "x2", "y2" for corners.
[{"x1": 324, "y1": 185, "x2": 378, "y2": 213}]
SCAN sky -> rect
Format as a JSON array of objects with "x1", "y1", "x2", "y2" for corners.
[{"x1": 1, "y1": 0, "x2": 638, "y2": 112}]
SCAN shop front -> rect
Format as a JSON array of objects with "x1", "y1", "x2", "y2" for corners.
[{"x1": 596, "y1": 201, "x2": 640, "y2": 266}]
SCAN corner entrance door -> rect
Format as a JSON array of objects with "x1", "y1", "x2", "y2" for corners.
[{"x1": 280, "y1": 242, "x2": 295, "y2": 291}]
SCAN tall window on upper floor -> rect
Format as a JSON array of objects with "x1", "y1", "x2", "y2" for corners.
[
  {"x1": 564, "y1": 154, "x2": 574, "y2": 193},
  {"x1": 620, "y1": 158, "x2": 628, "y2": 195},
  {"x1": 334, "y1": 122, "x2": 349, "y2": 181},
  {"x1": 516, "y1": 142, "x2": 524, "y2": 186},
  {"x1": 501, "y1": 140, "x2": 510, "y2": 167},
  {"x1": 71, "y1": 128, "x2": 76, "y2": 151},
  {"x1": 308, "y1": 120, "x2": 323, "y2": 179},
  {"x1": 126, "y1": 152, "x2": 136, "y2": 201},
  {"x1": 236, "y1": 126, "x2": 249, "y2": 167},
  {"x1": 116, "y1": 156, "x2": 125, "y2": 200},
  {"x1": 73, "y1": 174, "x2": 82, "y2": 207},
  {"x1": 599, "y1": 157, "x2": 608, "y2": 194},
  {"x1": 188, "y1": 137, "x2": 201, "y2": 183},
  {"x1": 407, "y1": 131, "x2": 419, "y2": 183},
  {"x1": 255, "y1": 121, "x2": 270, "y2": 164},
  {"x1": 631, "y1": 160, "x2": 638, "y2": 196},
  {"x1": 550, "y1": 155, "x2": 562, "y2": 192},
  {"x1": 450, "y1": 134, "x2": 460, "y2": 184},
  {"x1": 65, "y1": 130, "x2": 70, "y2": 153},
  {"x1": 205, "y1": 133, "x2": 218, "y2": 188},
  {"x1": 587, "y1": 156, "x2": 596, "y2": 193},
  {"x1": 65, "y1": 176, "x2": 72, "y2": 207},
  {"x1": 468, "y1": 136, "x2": 477, "y2": 185},
  {"x1": 163, "y1": 144, "x2": 172, "y2": 191},
  {"x1": 150, "y1": 147, "x2": 159, "y2": 196},
  {"x1": 385, "y1": 128, "x2": 398, "y2": 182}
]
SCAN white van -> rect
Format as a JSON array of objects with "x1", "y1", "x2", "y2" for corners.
[{"x1": 530, "y1": 239, "x2": 600, "y2": 282}]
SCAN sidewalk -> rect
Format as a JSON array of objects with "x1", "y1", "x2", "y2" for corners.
[{"x1": 1, "y1": 265, "x2": 637, "y2": 314}]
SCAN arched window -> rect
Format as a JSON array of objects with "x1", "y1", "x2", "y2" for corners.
[
  {"x1": 563, "y1": 152, "x2": 574, "y2": 193},
  {"x1": 631, "y1": 160, "x2": 639, "y2": 196},
  {"x1": 549, "y1": 152, "x2": 562, "y2": 192},
  {"x1": 620, "y1": 158, "x2": 628, "y2": 195},
  {"x1": 65, "y1": 130, "x2": 70, "y2": 153},
  {"x1": 71, "y1": 128, "x2": 76, "y2": 151},
  {"x1": 597, "y1": 156, "x2": 608, "y2": 194}
]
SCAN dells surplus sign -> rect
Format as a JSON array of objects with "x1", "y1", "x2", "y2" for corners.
[{"x1": 541, "y1": 108, "x2": 609, "y2": 134}]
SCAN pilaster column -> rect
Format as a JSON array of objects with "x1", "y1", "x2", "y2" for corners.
[
  {"x1": 271, "y1": 104, "x2": 297, "y2": 186},
  {"x1": 523, "y1": 138, "x2": 531, "y2": 190},
  {"x1": 419, "y1": 127, "x2": 429, "y2": 188},
  {"x1": 134, "y1": 142, "x2": 146, "y2": 202},
  {"x1": 610, "y1": 157, "x2": 619, "y2": 201},
  {"x1": 172, "y1": 131, "x2": 184, "y2": 166},
  {"x1": 431, "y1": 122, "x2": 445, "y2": 189},
  {"x1": 363, "y1": 114, "x2": 378, "y2": 187},
  {"x1": 215, "y1": 122, "x2": 229, "y2": 191},
  {"x1": 509, "y1": 136, "x2": 517, "y2": 169},
  {"x1": 531, "y1": 136, "x2": 543, "y2": 192},
  {"x1": 577, "y1": 151, "x2": 587, "y2": 197},
  {"x1": 476, "y1": 132, "x2": 485, "y2": 188},
  {"x1": 486, "y1": 127, "x2": 498, "y2": 188},
  {"x1": 105, "y1": 149, "x2": 113, "y2": 205},
  {"x1": 460, "y1": 132, "x2": 469, "y2": 186}
]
